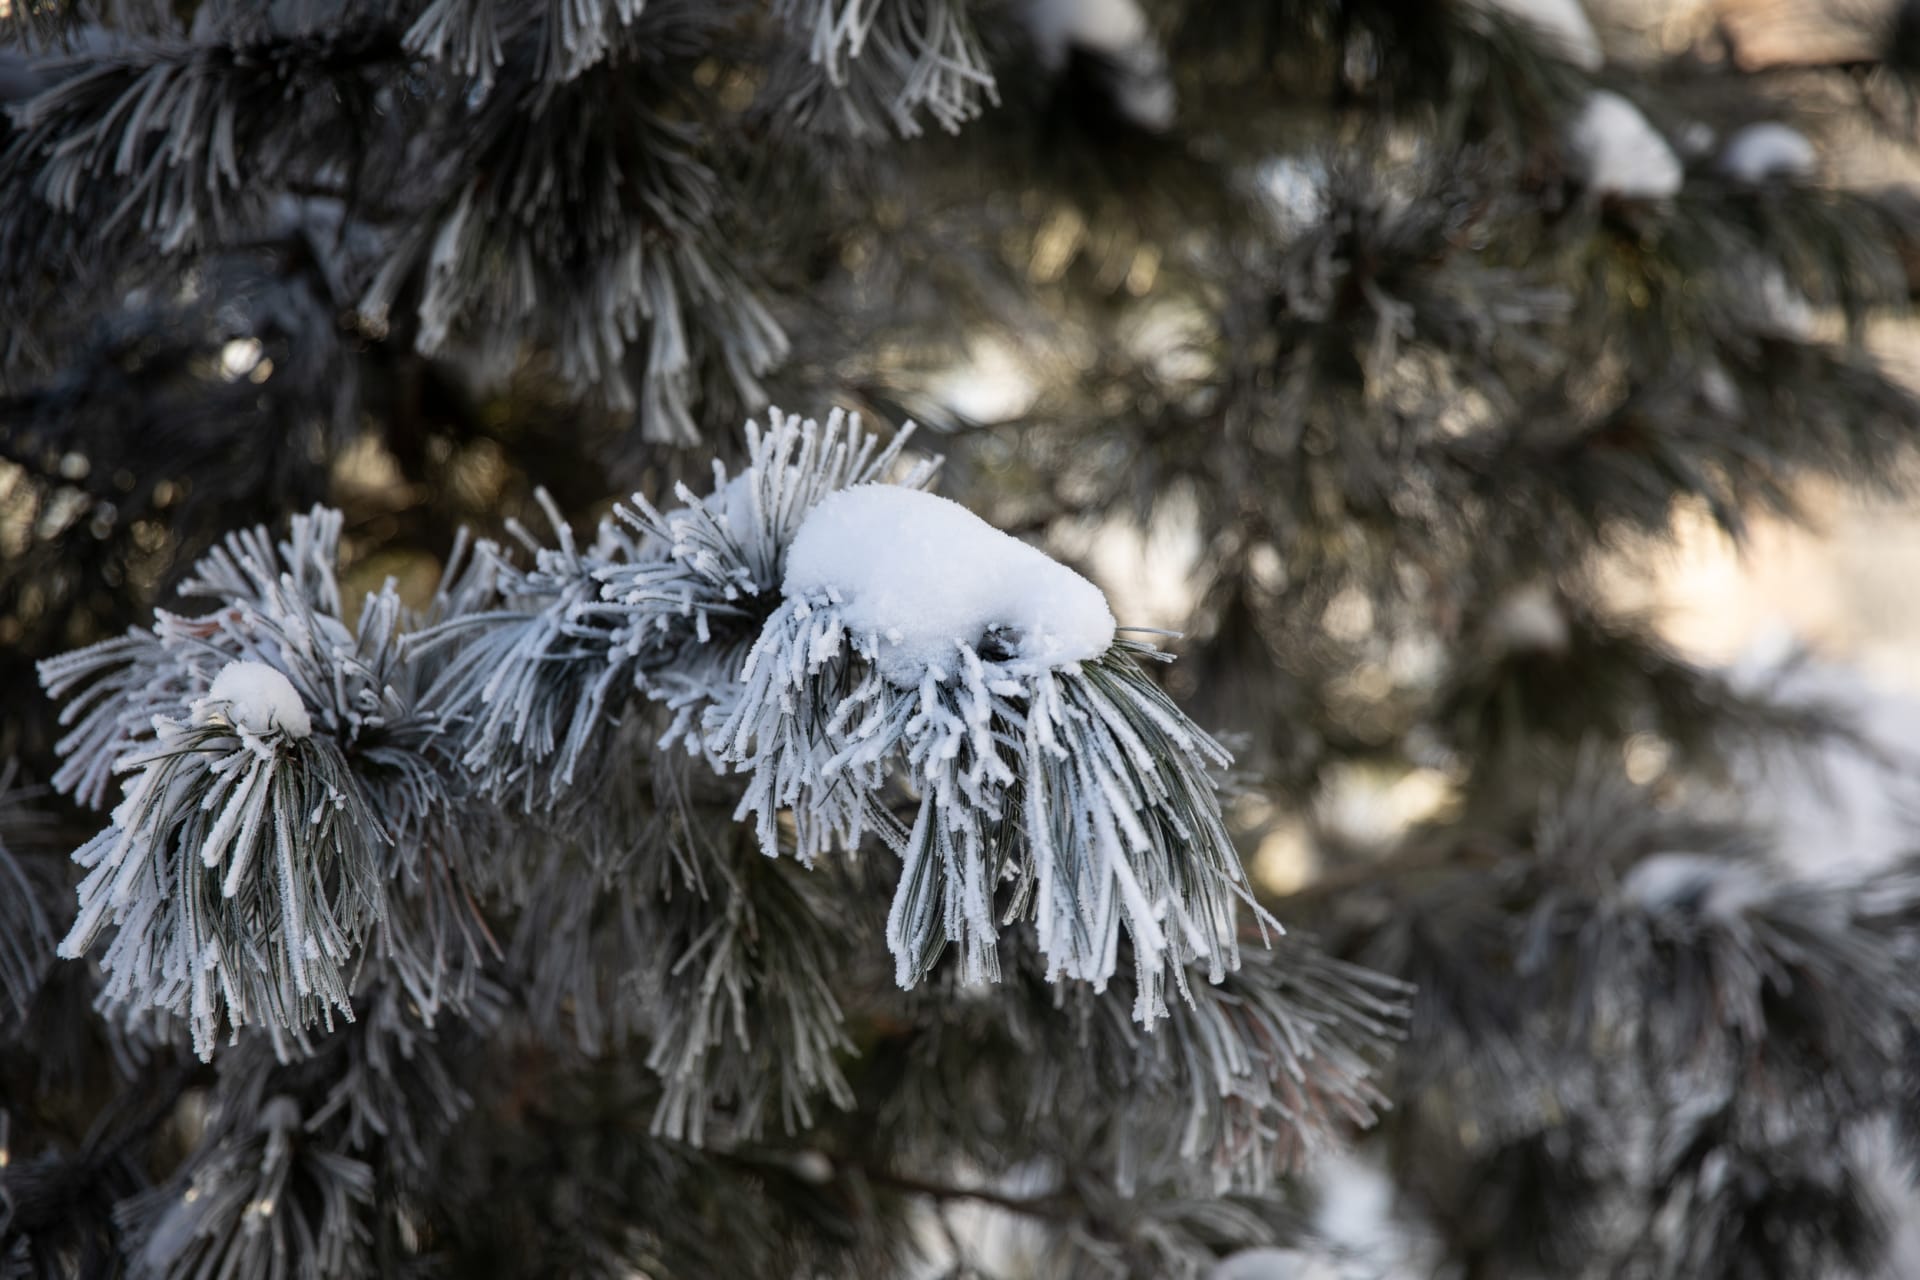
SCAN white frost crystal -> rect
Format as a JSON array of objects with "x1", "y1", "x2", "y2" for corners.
[
  {"x1": 1475, "y1": 0, "x2": 1603, "y2": 70},
  {"x1": 784, "y1": 484, "x2": 1117, "y2": 685},
  {"x1": 198, "y1": 660, "x2": 312, "y2": 739},
  {"x1": 1717, "y1": 122, "x2": 1816, "y2": 184},
  {"x1": 1569, "y1": 90, "x2": 1682, "y2": 200}
]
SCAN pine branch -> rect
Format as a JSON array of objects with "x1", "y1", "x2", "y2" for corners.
[
  {"x1": 39, "y1": 510, "x2": 487, "y2": 1058},
  {"x1": 0, "y1": 22, "x2": 406, "y2": 270}
]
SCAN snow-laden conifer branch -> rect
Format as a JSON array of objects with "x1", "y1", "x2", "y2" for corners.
[
  {"x1": 710, "y1": 482, "x2": 1262, "y2": 1019},
  {"x1": 428, "y1": 407, "x2": 1265, "y2": 1012},
  {"x1": 38, "y1": 509, "x2": 483, "y2": 1059},
  {"x1": 775, "y1": 0, "x2": 996, "y2": 137}
]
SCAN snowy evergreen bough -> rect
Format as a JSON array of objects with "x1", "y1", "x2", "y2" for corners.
[
  {"x1": 431, "y1": 408, "x2": 1264, "y2": 1012},
  {"x1": 39, "y1": 509, "x2": 488, "y2": 1059}
]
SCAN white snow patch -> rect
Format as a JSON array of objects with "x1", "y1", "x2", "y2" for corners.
[
  {"x1": 1569, "y1": 91, "x2": 1682, "y2": 199},
  {"x1": 1474, "y1": 0, "x2": 1603, "y2": 70},
  {"x1": 198, "y1": 661, "x2": 312, "y2": 739},
  {"x1": 1717, "y1": 122, "x2": 1816, "y2": 184},
  {"x1": 1023, "y1": 0, "x2": 1175, "y2": 130},
  {"x1": 1621, "y1": 853, "x2": 1768, "y2": 921},
  {"x1": 1741, "y1": 261, "x2": 1815, "y2": 340},
  {"x1": 1209, "y1": 1248, "x2": 1331, "y2": 1280},
  {"x1": 1026, "y1": 0, "x2": 1150, "y2": 67},
  {"x1": 784, "y1": 485, "x2": 1116, "y2": 686},
  {"x1": 1698, "y1": 360, "x2": 1742, "y2": 417}
]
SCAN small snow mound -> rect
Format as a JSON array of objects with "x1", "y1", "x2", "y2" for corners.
[
  {"x1": 1569, "y1": 91, "x2": 1682, "y2": 200},
  {"x1": 198, "y1": 661, "x2": 312, "y2": 739},
  {"x1": 784, "y1": 485, "x2": 1117, "y2": 686},
  {"x1": 1622, "y1": 853, "x2": 1768, "y2": 922},
  {"x1": 1718, "y1": 122, "x2": 1816, "y2": 184},
  {"x1": 1476, "y1": 0, "x2": 1603, "y2": 70}
]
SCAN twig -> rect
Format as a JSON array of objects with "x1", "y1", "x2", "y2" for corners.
[{"x1": 857, "y1": 1166, "x2": 1075, "y2": 1222}]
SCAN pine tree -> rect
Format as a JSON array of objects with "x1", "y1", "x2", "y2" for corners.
[{"x1": 5, "y1": 1, "x2": 1920, "y2": 1277}]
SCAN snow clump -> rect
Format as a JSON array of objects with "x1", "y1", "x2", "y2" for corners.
[{"x1": 784, "y1": 484, "x2": 1117, "y2": 686}]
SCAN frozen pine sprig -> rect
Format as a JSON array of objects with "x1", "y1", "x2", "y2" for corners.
[
  {"x1": 710, "y1": 480, "x2": 1261, "y2": 1020},
  {"x1": 0, "y1": 22, "x2": 399, "y2": 261},
  {"x1": 641, "y1": 830, "x2": 857, "y2": 1144},
  {"x1": 418, "y1": 491, "x2": 641, "y2": 806},
  {"x1": 56, "y1": 668, "x2": 376, "y2": 1061},
  {"x1": 432, "y1": 406, "x2": 1261, "y2": 1015},
  {"x1": 39, "y1": 509, "x2": 480, "y2": 1059},
  {"x1": 405, "y1": 0, "x2": 651, "y2": 85}
]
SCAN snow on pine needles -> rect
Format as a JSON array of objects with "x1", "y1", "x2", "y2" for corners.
[
  {"x1": 433, "y1": 408, "x2": 1267, "y2": 1018},
  {"x1": 42, "y1": 409, "x2": 1278, "y2": 1060},
  {"x1": 38, "y1": 511, "x2": 479, "y2": 1058},
  {"x1": 722, "y1": 478, "x2": 1256, "y2": 1017}
]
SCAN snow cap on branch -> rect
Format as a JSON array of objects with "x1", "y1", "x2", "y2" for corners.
[
  {"x1": 1717, "y1": 122, "x2": 1817, "y2": 184},
  {"x1": 784, "y1": 484, "x2": 1116, "y2": 686},
  {"x1": 199, "y1": 661, "x2": 313, "y2": 741},
  {"x1": 1569, "y1": 90, "x2": 1682, "y2": 200}
]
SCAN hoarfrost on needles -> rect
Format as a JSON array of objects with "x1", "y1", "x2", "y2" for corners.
[
  {"x1": 1569, "y1": 91, "x2": 1682, "y2": 200},
  {"x1": 197, "y1": 661, "x2": 312, "y2": 740},
  {"x1": 784, "y1": 484, "x2": 1117, "y2": 686}
]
